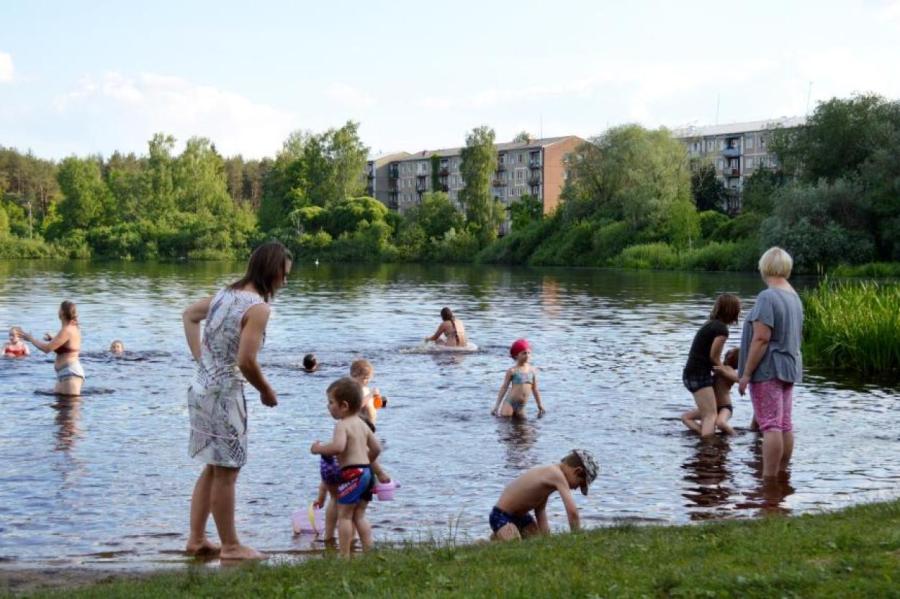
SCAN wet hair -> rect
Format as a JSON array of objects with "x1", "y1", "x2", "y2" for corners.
[
  {"x1": 710, "y1": 293, "x2": 741, "y2": 325},
  {"x1": 326, "y1": 377, "x2": 363, "y2": 413},
  {"x1": 440, "y1": 306, "x2": 458, "y2": 340},
  {"x1": 302, "y1": 353, "x2": 318, "y2": 371},
  {"x1": 109, "y1": 340, "x2": 124, "y2": 351},
  {"x1": 350, "y1": 359, "x2": 373, "y2": 380},
  {"x1": 724, "y1": 347, "x2": 740, "y2": 368},
  {"x1": 60, "y1": 301, "x2": 78, "y2": 323},
  {"x1": 759, "y1": 246, "x2": 793, "y2": 279},
  {"x1": 230, "y1": 241, "x2": 293, "y2": 302}
]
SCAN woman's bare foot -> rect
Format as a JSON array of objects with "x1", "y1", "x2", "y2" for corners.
[
  {"x1": 219, "y1": 544, "x2": 267, "y2": 561},
  {"x1": 185, "y1": 538, "x2": 221, "y2": 556}
]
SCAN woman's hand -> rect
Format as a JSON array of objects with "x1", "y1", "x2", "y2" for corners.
[
  {"x1": 260, "y1": 386, "x2": 278, "y2": 407},
  {"x1": 738, "y1": 375, "x2": 750, "y2": 396}
]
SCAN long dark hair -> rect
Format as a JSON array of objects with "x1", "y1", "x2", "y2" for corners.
[
  {"x1": 60, "y1": 300, "x2": 78, "y2": 324},
  {"x1": 440, "y1": 306, "x2": 457, "y2": 339},
  {"x1": 230, "y1": 241, "x2": 293, "y2": 302}
]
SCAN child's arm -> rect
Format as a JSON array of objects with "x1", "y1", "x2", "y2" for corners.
[
  {"x1": 314, "y1": 481, "x2": 327, "y2": 509},
  {"x1": 534, "y1": 499, "x2": 551, "y2": 534},
  {"x1": 713, "y1": 364, "x2": 739, "y2": 383},
  {"x1": 311, "y1": 422, "x2": 348, "y2": 456},
  {"x1": 553, "y1": 473, "x2": 581, "y2": 532},
  {"x1": 491, "y1": 370, "x2": 512, "y2": 415},
  {"x1": 18, "y1": 327, "x2": 69, "y2": 355},
  {"x1": 425, "y1": 323, "x2": 444, "y2": 343},
  {"x1": 532, "y1": 370, "x2": 546, "y2": 415},
  {"x1": 371, "y1": 460, "x2": 390, "y2": 483},
  {"x1": 709, "y1": 334, "x2": 728, "y2": 367}
]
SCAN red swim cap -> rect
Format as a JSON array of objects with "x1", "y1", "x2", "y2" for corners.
[{"x1": 509, "y1": 338, "x2": 531, "y2": 358}]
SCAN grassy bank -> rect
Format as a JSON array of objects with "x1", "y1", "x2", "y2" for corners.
[
  {"x1": 18, "y1": 500, "x2": 899, "y2": 598},
  {"x1": 804, "y1": 280, "x2": 900, "y2": 374}
]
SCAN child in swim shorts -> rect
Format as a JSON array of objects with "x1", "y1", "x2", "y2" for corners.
[
  {"x1": 490, "y1": 449, "x2": 598, "y2": 541},
  {"x1": 310, "y1": 377, "x2": 381, "y2": 557}
]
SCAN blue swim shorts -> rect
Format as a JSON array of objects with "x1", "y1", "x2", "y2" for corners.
[
  {"x1": 489, "y1": 506, "x2": 535, "y2": 533},
  {"x1": 337, "y1": 465, "x2": 374, "y2": 505}
]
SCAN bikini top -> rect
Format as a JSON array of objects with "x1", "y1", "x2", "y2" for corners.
[
  {"x1": 55, "y1": 340, "x2": 77, "y2": 355},
  {"x1": 4, "y1": 345, "x2": 27, "y2": 357},
  {"x1": 510, "y1": 369, "x2": 535, "y2": 385}
]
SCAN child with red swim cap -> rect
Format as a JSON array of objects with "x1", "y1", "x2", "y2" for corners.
[{"x1": 492, "y1": 339, "x2": 545, "y2": 417}]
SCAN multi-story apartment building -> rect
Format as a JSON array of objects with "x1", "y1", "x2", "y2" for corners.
[
  {"x1": 364, "y1": 152, "x2": 411, "y2": 207},
  {"x1": 672, "y1": 116, "x2": 805, "y2": 211},
  {"x1": 367, "y1": 136, "x2": 584, "y2": 230}
]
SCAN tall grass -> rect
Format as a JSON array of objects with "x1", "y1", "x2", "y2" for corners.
[
  {"x1": 803, "y1": 279, "x2": 900, "y2": 374},
  {"x1": 831, "y1": 261, "x2": 900, "y2": 278}
]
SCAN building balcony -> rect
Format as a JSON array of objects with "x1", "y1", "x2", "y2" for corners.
[
  {"x1": 439, "y1": 167, "x2": 450, "y2": 176},
  {"x1": 388, "y1": 166, "x2": 400, "y2": 179},
  {"x1": 365, "y1": 184, "x2": 374, "y2": 195},
  {"x1": 527, "y1": 176, "x2": 541, "y2": 186},
  {"x1": 723, "y1": 167, "x2": 741, "y2": 177},
  {"x1": 416, "y1": 183, "x2": 428, "y2": 193},
  {"x1": 722, "y1": 147, "x2": 741, "y2": 158},
  {"x1": 492, "y1": 179, "x2": 508, "y2": 187},
  {"x1": 438, "y1": 183, "x2": 449, "y2": 192},
  {"x1": 496, "y1": 163, "x2": 507, "y2": 172},
  {"x1": 529, "y1": 160, "x2": 541, "y2": 169}
]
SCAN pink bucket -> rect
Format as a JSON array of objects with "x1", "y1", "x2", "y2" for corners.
[
  {"x1": 374, "y1": 480, "x2": 399, "y2": 501},
  {"x1": 291, "y1": 503, "x2": 324, "y2": 535}
]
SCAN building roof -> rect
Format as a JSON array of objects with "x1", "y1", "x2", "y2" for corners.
[
  {"x1": 392, "y1": 135, "x2": 583, "y2": 162},
  {"x1": 368, "y1": 151, "x2": 411, "y2": 165},
  {"x1": 671, "y1": 116, "x2": 806, "y2": 139}
]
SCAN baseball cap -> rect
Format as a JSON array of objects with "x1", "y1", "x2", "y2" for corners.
[{"x1": 568, "y1": 449, "x2": 599, "y2": 495}]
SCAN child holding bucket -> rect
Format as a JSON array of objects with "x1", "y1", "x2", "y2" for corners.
[{"x1": 492, "y1": 339, "x2": 545, "y2": 418}]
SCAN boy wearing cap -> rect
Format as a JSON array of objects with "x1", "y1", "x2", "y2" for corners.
[{"x1": 490, "y1": 449, "x2": 599, "y2": 541}]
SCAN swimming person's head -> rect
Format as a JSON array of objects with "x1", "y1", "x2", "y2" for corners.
[
  {"x1": 326, "y1": 377, "x2": 363, "y2": 418},
  {"x1": 560, "y1": 449, "x2": 599, "y2": 496},
  {"x1": 302, "y1": 353, "x2": 318, "y2": 372},
  {"x1": 59, "y1": 301, "x2": 78, "y2": 324},
  {"x1": 350, "y1": 359, "x2": 374, "y2": 385},
  {"x1": 440, "y1": 307, "x2": 454, "y2": 322},
  {"x1": 109, "y1": 340, "x2": 125, "y2": 354},
  {"x1": 231, "y1": 241, "x2": 293, "y2": 302},
  {"x1": 724, "y1": 347, "x2": 740, "y2": 368},
  {"x1": 710, "y1": 293, "x2": 741, "y2": 325}
]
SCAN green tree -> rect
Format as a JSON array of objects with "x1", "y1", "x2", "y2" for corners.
[
  {"x1": 690, "y1": 159, "x2": 727, "y2": 212},
  {"x1": 509, "y1": 194, "x2": 542, "y2": 231},
  {"x1": 404, "y1": 192, "x2": 463, "y2": 239},
  {"x1": 459, "y1": 126, "x2": 499, "y2": 243},
  {"x1": 55, "y1": 157, "x2": 111, "y2": 231},
  {"x1": 513, "y1": 131, "x2": 533, "y2": 143}
]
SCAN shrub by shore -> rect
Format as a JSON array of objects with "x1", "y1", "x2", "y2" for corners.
[{"x1": 14, "y1": 499, "x2": 899, "y2": 598}]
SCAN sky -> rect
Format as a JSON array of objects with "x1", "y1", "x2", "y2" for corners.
[{"x1": 2, "y1": 0, "x2": 899, "y2": 160}]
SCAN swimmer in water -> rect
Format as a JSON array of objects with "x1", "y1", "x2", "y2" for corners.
[
  {"x1": 109, "y1": 340, "x2": 125, "y2": 355},
  {"x1": 302, "y1": 353, "x2": 319, "y2": 372},
  {"x1": 425, "y1": 307, "x2": 467, "y2": 347},
  {"x1": 3, "y1": 328, "x2": 30, "y2": 357},
  {"x1": 492, "y1": 339, "x2": 545, "y2": 418},
  {"x1": 14, "y1": 300, "x2": 84, "y2": 395}
]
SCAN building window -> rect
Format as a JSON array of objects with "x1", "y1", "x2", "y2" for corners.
[
  {"x1": 746, "y1": 157, "x2": 754, "y2": 168},
  {"x1": 518, "y1": 154, "x2": 524, "y2": 163},
  {"x1": 746, "y1": 136, "x2": 754, "y2": 150},
  {"x1": 717, "y1": 159, "x2": 724, "y2": 170}
]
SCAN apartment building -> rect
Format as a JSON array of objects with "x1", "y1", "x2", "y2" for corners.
[
  {"x1": 367, "y1": 136, "x2": 584, "y2": 230},
  {"x1": 672, "y1": 116, "x2": 805, "y2": 210}
]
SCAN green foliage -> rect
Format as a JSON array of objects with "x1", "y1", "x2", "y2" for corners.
[
  {"x1": 55, "y1": 157, "x2": 111, "y2": 230},
  {"x1": 591, "y1": 220, "x2": 632, "y2": 262},
  {"x1": 698, "y1": 210, "x2": 729, "y2": 240},
  {"x1": 740, "y1": 168, "x2": 784, "y2": 215},
  {"x1": 760, "y1": 180, "x2": 875, "y2": 272},
  {"x1": 402, "y1": 192, "x2": 463, "y2": 240},
  {"x1": 663, "y1": 199, "x2": 700, "y2": 249},
  {"x1": 612, "y1": 242, "x2": 679, "y2": 270},
  {"x1": 680, "y1": 241, "x2": 758, "y2": 271},
  {"x1": 459, "y1": 126, "x2": 499, "y2": 243},
  {"x1": 0, "y1": 235, "x2": 66, "y2": 258},
  {"x1": 476, "y1": 216, "x2": 558, "y2": 264},
  {"x1": 0, "y1": 203, "x2": 8, "y2": 237},
  {"x1": 831, "y1": 262, "x2": 900, "y2": 278},
  {"x1": 508, "y1": 193, "x2": 542, "y2": 231},
  {"x1": 804, "y1": 280, "x2": 900, "y2": 374},
  {"x1": 690, "y1": 159, "x2": 727, "y2": 212}
]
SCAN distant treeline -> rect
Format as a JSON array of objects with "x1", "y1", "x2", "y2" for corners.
[{"x1": 2, "y1": 94, "x2": 898, "y2": 272}]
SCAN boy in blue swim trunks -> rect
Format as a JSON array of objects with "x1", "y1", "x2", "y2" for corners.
[
  {"x1": 311, "y1": 377, "x2": 382, "y2": 557},
  {"x1": 490, "y1": 449, "x2": 598, "y2": 541}
]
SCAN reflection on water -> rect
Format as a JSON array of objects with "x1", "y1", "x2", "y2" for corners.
[{"x1": 0, "y1": 261, "x2": 897, "y2": 570}]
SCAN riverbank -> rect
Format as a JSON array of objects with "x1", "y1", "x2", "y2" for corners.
[{"x1": 7, "y1": 499, "x2": 897, "y2": 597}]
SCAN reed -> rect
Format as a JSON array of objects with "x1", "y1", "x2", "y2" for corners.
[{"x1": 803, "y1": 279, "x2": 900, "y2": 374}]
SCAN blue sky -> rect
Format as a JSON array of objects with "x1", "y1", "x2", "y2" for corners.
[{"x1": 2, "y1": 0, "x2": 899, "y2": 159}]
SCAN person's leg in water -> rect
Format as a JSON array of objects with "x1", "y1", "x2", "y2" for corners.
[
  {"x1": 715, "y1": 406, "x2": 735, "y2": 436},
  {"x1": 186, "y1": 464, "x2": 220, "y2": 555},
  {"x1": 680, "y1": 408, "x2": 701, "y2": 434},
  {"x1": 55, "y1": 373, "x2": 83, "y2": 396},
  {"x1": 210, "y1": 465, "x2": 265, "y2": 560},
  {"x1": 686, "y1": 387, "x2": 717, "y2": 437},
  {"x1": 352, "y1": 501, "x2": 373, "y2": 552},
  {"x1": 713, "y1": 378, "x2": 735, "y2": 435},
  {"x1": 779, "y1": 383, "x2": 794, "y2": 477}
]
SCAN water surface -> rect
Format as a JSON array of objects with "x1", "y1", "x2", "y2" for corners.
[{"x1": 0, "y1": 261, "x2": 897, "y2": 569}]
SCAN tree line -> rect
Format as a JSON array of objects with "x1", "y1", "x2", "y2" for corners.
[{"x1": 1, "y1": 94, "x2": 898, "y2": 272}]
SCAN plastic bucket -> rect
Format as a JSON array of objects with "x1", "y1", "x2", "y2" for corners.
[
  {"x1": 291, "y1": 503, "x2": 324, "y2": 535},
  {"x1": 374, "y1": 480, "x2": 399, "y2": 501}
]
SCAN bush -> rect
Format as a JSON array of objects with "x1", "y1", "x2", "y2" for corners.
[
  {"x1": 710, "y1": 211, "x2": 763, "y2": 242},
  {"x1": 681, "y1": 242, "x2": 741, "y2": 271},
  {"x1": 591, "y1": 221, "x2": 632, "y2": 263},
  {"x1": 698, "y1": 211, "x2": 729, "y2": 241},
  {"x1": 0, "y1": 235, "x2": 68, "y2": 259},
  {"x1": 831, "y1": 262, "x2": 900, "y2": 278},
  {"x1": 612, "y1": 243, "x2": 679, "y2": 270},
  {"x1": 477, "y1": 217, "x2": 556, "y2": 264}
]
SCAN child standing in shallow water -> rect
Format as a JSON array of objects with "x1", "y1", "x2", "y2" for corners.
[
  {"x1": 310, "y1": 377, "x2": 381, "y2": 557},
  {"x1": 681, "y1": 293, "x2": 741, "y2": 437},
  {"x1": 492, "y1": 339, "x2": 545, "y2": 417},
  {"x1": 350, "y1": 359, "x2": 378, "y2": 425}
]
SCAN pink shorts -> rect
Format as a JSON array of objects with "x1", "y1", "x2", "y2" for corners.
[{"x1": 749, "y1": 379, "x2": 793, "y2": 433}]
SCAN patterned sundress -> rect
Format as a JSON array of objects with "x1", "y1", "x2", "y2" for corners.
[{"x1": 188, "y1": 287, "x2": 265, "y2": 468}]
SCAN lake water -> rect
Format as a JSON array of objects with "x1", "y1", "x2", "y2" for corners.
[{"x1": 0, "y1": 261, "x2": 897, "y2": 570}]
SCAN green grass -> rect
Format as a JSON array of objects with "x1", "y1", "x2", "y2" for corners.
[
  {"x1": 804, "y1": 279, "x2": 900, "y2": 374},
  {"x1": 20, "y1": 500, "x2": 900, "y2": 598},
  {"x1": 831, "y1": 262, "x2": 900, "y2": 278}
]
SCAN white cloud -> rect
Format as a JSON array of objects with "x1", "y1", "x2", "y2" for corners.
[
  {"x1": 53, "y1": 72, "x2": 299, "y2": 157},
  {"x1": 324, "y1": 83, "x2": 376, "y2": 110},
  {"x1": 0, "y1": 52, "x2": 13, "y2": 83}
]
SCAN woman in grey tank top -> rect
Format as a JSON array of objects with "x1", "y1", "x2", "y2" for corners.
[
  {"x1": 182, "y1": 242, "x2": 292, "y2": 561},
  {"x1": 737, "y1": 247, "x2": 804, "y2": 480}
]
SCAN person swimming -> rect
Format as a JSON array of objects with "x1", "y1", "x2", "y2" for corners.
[
  {"x1": 302, "y1": 353, "x2": 319, "y2": 372},
  {"x1": 424, "y1": 307, "x2": 467, "y2": 347},
  {"x1": 109, "y1": 340, "x2": 125, "y2": 355},
  {"x1": 3, "y1": 328, "x2": 30, "y2": 357}
]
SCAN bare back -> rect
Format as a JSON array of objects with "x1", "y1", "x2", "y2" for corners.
[
  {"x1": 496, "y1": 464, "x2": 568, "y2": 515},
  {"x1": 337, "y1": 415, "x2": 375, "y2": 466}
]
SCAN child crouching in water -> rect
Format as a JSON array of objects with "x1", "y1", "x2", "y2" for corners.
[
  {"x1": 490, "y1": 449, "x2": 598, "y2": 541},
  {"x1": 492, "y1": 339, "x2": 545, "y2": 417},
  {"x1": 310, "y1": 377, "x2": 381, "y2": 557}
]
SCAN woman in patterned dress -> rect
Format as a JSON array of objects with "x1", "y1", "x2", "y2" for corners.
[{"x1": 182, "y1": 241, "x2": 292, "y2": 560}]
